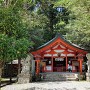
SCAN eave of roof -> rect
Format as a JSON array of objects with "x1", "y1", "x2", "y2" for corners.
[{"x1": 37, "y1": 33, "x2": 87, "y2": 51}]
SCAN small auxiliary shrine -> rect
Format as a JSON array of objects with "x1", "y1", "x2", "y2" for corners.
[{"x1": 31, "y1": 34, "x2": 87, "y2": 74}]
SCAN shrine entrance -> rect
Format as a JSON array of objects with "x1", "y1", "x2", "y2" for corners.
[{"x1": 53, "y1": 57, "x2": 66, "y2": 72}]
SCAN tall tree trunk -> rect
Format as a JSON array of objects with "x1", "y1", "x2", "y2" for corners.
[
  {"x1": 0, "y1": 61, "x2": 3, "y2": 89},
  {"x1": 0, "y1": 67, "x2": 2, "y2": 89},
  {"x1": 17, "y1": 59, "x2": 21, "y2": 82},
  {"x1": 18, "y1": 59, "x2": 21, "y2": 75},
  {"x1": 29, "y1": 54, "x2": 33, "y2": 82},
  {"x1": 10, "y1": 61, "x2": 12, "y2": 83},
  {"x1": 50, "y1": 18, "x2": 54, "y2": 39}
]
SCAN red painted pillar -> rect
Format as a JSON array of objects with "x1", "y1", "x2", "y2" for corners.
[
  {"x1": 35, "y1": 54, "x2": 41, "y2": 75},
  {"x1": 36, "y1": 60, "x2": 40, "y2": 75},
  {"x1": 77, "y1": 53, "x2": 84, "y2": 74},
  {"x1": 44, "y1": 62, "x2": 46, "y2": 72},
  {"x1": 79, "y1": 60, "x2": 83, "y2": 74}
]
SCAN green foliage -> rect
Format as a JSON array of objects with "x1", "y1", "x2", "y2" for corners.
[
  {"x1": 0, "y1": 0, "x2": 90, "y2": 64},
  {"x1": 15, "y1": 38, "x2": 32, "y2": 58},
  {"x1": 22, "y1": 11, "x2": 47, "y2": 48},
  {"x1": 0, "y1": 34, "x2": 16, "y2": 61},
  {"x1": 33, "y1": 0, "x2": 70, "y2": 42},
  {"x1": 0, "y1": 1, "x2": 33, "y2": 62},
  {"x1": 34, "y1": 0, "x2": 90, "y2": 50},
  {"x1": 65, "y1": 0, "x2": 90, "y2": 50}
]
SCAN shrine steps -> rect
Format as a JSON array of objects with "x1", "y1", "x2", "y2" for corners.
[{"x1": 40, "y1": 72, "x2": 79, "y2": 81}]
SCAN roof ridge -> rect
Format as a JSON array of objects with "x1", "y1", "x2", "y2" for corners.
[{"x1": 37, "y1": 33, "x2": 87, "y2": 51}]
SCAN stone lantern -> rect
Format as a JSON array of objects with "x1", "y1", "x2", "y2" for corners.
[{"x1": 86, "y1": 53, "x2": 90, "y2": 81}]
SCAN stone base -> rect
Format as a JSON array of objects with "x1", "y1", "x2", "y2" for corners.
[
  {"x1": 86, "y1": 73, "x2": 90, "y2": 82},
  {"x1": 18, "y1": 73, "x2": 32, "y2": 84}
]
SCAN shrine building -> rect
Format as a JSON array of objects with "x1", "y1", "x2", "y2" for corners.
[{"x1": 31, "y1": 34, "x2": 87, "y2": 75}]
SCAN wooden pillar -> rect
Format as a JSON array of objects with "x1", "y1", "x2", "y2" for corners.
[
  {"x1": 44, "y1": 62, "x2": 46, "y2": 72},
  {"x1": 37, "y1": 60, "x2": 39, "y2": 74},
  {"x1": 52, "y1": 54, "x2": 53, "y2": 72},
  {"x1": 77, "y1": 53, "x2": 83, "y2": 74},
  {"x1": 79, "y1": 60, "x2": 83, "y2": 74},
  {"x1": 35, "y1": 54, "x2": 41, "y2": 75},
  {"x1": 36, "y1": 60, "x2": 40, "y2": 75},
  {"x1": 66, "y1": 54, "x2": 68, "y2": 71},
  {"x1": 42, "y1": 55, "x2": 46, "y2": 72},
  {"x1": 35, "y1": 60, "x2": 38, "y2": 75}
]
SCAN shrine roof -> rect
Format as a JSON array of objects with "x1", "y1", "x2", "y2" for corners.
[{"x1": 37, "y1": 33, "x2": 86, "y2": 51}]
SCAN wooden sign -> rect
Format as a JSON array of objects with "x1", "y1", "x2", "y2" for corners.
[{"x1": 55, "y1": 58, "x2": 64, "y2": 61}]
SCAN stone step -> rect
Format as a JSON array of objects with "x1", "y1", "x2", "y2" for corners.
[{"x1": 40, "y1": 72, "x2": 79, "y2": 81}]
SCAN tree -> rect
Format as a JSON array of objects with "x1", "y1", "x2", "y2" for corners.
[
  {"x1": 23, "y1": 12, "x2": 47, "y2": 49},
  {"x1": 64, "y1": 0, "x2": 90, "y2": 50},
  {"x1": 52, "y1": 0, "x2": 90, "y2": 50},
  {"x1": 34, "y1": 0, "x2": 70, "y2": 42},
  {"x1": 0, "y1": 0, "x2": 33, "y2": 84},
  {"x1": 0, "y1": 34, "x2": 17, "y2": 83}
]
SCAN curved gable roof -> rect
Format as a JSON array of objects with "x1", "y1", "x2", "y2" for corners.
[
  {"x1": 38, "y1": 34, "x2": 85, "y2": 50},
  {"x1": 32, "y1": 34, "x2": 87, "y2": 54}
]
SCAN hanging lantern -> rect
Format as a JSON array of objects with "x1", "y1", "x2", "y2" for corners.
[{"x1": 57, "y1": 52, "x2": 61, "y2": 57}]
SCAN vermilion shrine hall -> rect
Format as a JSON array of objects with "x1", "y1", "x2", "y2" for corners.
[{"x1": 31, "y1": 34, "x2": 87, "y2": 74}]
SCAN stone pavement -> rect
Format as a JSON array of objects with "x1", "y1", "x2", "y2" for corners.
[{"x1": 1, "y1": 81, "x2": 90, "y2": 90}]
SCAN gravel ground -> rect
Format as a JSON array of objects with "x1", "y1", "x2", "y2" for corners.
[{"x1": 1, "y1": 81, "x2": 90, "y2": 90}]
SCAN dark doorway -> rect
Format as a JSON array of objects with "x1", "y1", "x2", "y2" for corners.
[{"x1": 53, "y1": 58, "x2": 66, "y2": 72}]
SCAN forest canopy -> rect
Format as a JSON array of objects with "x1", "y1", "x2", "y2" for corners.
[{"x1": 0, "y1": 0, "x2": 90, "y2": 63}]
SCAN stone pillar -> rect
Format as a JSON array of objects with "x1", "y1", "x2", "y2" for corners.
[
  {"x1": 86, "y1": 53, "x2": 90, "y2": 81},
  {"x1": 18, "y1": 54, "x2": 33, "y2": 84}
]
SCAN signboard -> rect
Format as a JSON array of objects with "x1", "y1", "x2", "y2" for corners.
[
  {"x1": 40, "y1": 62, "x2": 46, "y2": 66},
  {"x1": 72, "y1": 61, "x2": 79, "y2": 66},
  {"x1": 55, "y1": 58, "x2": 64, "y2": 61},
  {"x1": 42, "y1": 59, "x2": 47, "y2": 61},
  {"x1": 46, "y1": 66, "x2": 52, "y2": 70}
]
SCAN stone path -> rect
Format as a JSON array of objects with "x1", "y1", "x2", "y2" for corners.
[{"x1": 1, "y1": 81, "x2": 90, "y2": 90}]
